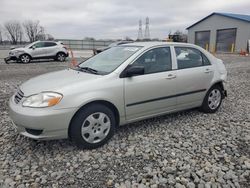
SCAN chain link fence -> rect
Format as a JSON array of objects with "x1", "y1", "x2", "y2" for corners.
[
  {"x1": 57, "y1": 39, "x2": 114, "y2": 50},
  {"x1": 0, "y1": 39, "x2": 115, "y2": 50}
]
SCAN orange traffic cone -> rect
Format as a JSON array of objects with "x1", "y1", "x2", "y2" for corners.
[{"x1": 65, "y1": 46, "x2": 78, "y2": 68}]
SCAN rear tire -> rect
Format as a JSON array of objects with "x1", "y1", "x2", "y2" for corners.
[
  {"x1": 56, "y1": 52, "x2": 66, "y2": 62},
  {"x1": 69, "y1": 104, "x2": 116, "y2": 149},
  {"x1": 200, "y1": 85, "x2": 223, "y2": 113},
  {"x1": 20, "y1": 54, "x2": 31, "y2": 64}
]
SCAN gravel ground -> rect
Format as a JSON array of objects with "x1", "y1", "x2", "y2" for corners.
[{"x1": 0, "y1": 55, "x2": 249, "y2": 188}]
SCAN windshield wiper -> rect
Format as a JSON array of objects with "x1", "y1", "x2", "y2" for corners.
[{"x1": 77, "y1": 66, "x2": 99, "y2": 75}]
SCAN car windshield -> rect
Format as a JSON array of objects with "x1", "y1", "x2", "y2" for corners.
[
  {"x1": 78, "y1": 46, "x2": 142, "y2": 74},
  {"x1": 24, "y1": 42, "x2": 36, "y2": 48}
]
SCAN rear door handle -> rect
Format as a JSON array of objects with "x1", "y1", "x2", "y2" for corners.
[{"x1": 166, "y1": 74, "x2": 176, "y2": 79}]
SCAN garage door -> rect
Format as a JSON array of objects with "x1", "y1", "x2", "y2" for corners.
[
  {"x1": 195, "y1": 31, "x2": 210, "y2": 50},
  {"x1": 216, "y1": 28, "x2": 237, "y2": 52}
]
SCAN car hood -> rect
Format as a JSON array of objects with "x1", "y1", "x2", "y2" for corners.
[
  {"x1": 11, "y1": 47, "x2": 26, "y2": 52},
  {"x1": 20, "y1": 69, "x2": 101, "y2": 96}
]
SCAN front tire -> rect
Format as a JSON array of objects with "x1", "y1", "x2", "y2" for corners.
[
  {"x1": 56, "y1": 52, "x2": 66, "y2": 62},
  {"x1": 200, "y1": 85, "x2": 223, "y2": 113},
  {"x1": 20, "y1": 54, "x2": 31, "y2": 64},
  {"x1": 69, "y1": 104, "x2": 116, "y2": 149}
]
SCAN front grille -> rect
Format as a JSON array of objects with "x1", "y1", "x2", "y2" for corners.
[{"x1": 14, "y1": 89, "x2": 24, "y2": 104}]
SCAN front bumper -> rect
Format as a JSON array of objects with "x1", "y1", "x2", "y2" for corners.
[
  {"x1": 4, "y1": 56, "x2": 18, "y2": 62},
  {"x1": 222, "y1": 81, "x2": 228, "y2": 99},
  {"x1": 9, "y1": 97, "x2": 77, "y2": 140},
  {"x1": 223, "y1": 90, "x2": 227, "y2": 98}
]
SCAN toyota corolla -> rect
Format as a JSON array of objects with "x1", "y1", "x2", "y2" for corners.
[{"x1": 9, "y1": 42, "x2": 227, "y2": 149}]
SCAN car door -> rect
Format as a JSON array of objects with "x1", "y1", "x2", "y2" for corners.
[
  {"x1": 30, "y1": 42, "x2": 46, "y2": 58},
  {"x1": 44, "y1": 42, "x2": 58, "y2": 57},
  {"x1": 124, "y1": 46, "x2": 177, "y2": 121},
  {"x1": 174, "y1": 47, "x2": 214, "y2": 108}
]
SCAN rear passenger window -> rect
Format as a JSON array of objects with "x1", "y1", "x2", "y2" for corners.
[
  {"x1": 175, "y1": 47, "x2": 210, "y2": 69},
  {"x1": 44, "y1": 42, "x2": 57, "y2": 47},
  {"x1": 201, "y1": 53, "x2": 211, "y2": 66},
  {"x1": 133, "y1": 47, "x2": 172, "y2": 74}
]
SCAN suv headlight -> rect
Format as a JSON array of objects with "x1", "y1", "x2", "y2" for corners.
[
  {"x1": 9, "y1": 51, "x2": 15, "y2": 56},
  {"x1": 10, "y1": 50, "x2": 25, "y2": 56},
  {"x1": 22, "y1": 92, "x2": 63, "y2": 108},
  {"x1": 15, "y1": 50, "x2": 25, "y2": 55}
]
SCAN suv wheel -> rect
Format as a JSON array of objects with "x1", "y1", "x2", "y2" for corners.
[
  {"x1": 20, "y1": 54, "x2": 31, "y2": 63},
  {"x1": 69, "y1": 104, "x2": 116, "y2": 149},
  {"x1": 56, "y1": 52, "x2": 66, "y2": 62},
  {"x1": 200, "y1": 85, "x2": 223, "y2": 113}
]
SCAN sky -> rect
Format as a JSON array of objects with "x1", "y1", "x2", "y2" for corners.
[{"x1": 0, "y1": 0, "x2": 250, "y2": 40}]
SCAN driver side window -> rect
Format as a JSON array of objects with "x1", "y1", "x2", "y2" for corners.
[{"x1": 132, "y1": 47, "x2": 172, "y2": 74}]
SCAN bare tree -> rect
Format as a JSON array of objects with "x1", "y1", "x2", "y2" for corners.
[
  {"x1": 4, "y1": 20, "x2": 23, "y2": 44},
  {"x1": 84, "y1": 37, "x2": 95, "y2": 41},
  {"x1": 46, "y1": 34, "x2": 54, "y2": 41},
  {"x1": 168, "y1": 30, "x2": 187, "y2": 43},
  {"x1": 23, "y1": 20, "x2": 44, "y2": 42},
  {"x1": 36, "y1": 33, "x2": 54, "y2": 41},
  {"x1": 124, "y1": 36, "x2": 133, "y2": 41}
]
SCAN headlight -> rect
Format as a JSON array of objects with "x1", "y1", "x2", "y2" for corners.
[
  {"x1": 16, "y1": 50, "x2": 25, "y2": 54},
  {"x1": 9, "y1": 51, "x2": 14, "y2": 56},
  {"x1": 10, "y1": 50, "x2": 24, "y2": 55},
  {"x1": 22, "y1": 92, "x2": 63, "y2": 108}
]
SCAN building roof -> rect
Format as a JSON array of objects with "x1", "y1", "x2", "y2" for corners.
[{"x1": 187, "y1": 12, "x2": 250, "y2": 29}]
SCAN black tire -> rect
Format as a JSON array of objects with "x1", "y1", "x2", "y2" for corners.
[
  {"x1": 69, "y1": 104, "x2": 116, "y2": 149},
  {"x1": 56, "y1": 52, "x2": 66, "y2": 62},
  {"x1": 19, "y1": 54, "x2": 31, "y2": 64},
  {"x1": 200, "y1": 85, "x2": 223, "y2": 113}
]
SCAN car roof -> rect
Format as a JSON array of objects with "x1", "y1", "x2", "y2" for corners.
[
  {"x1": 122, "y1": 41, "x2": 197, "y2": 48},
  {"x1": 42, "y1": 41, "x2": 57, "y2": 43},
  {"x1": 35, "y1": 41, "x2": 57, "y2": 43}
]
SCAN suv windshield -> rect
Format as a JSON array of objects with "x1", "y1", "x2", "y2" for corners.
[
  {"x1": 24, "y1": 42, "x2": 37, "y2": 48},
  {"x1": 78, "y1": 46, "x2": 142, "y2": 74}
]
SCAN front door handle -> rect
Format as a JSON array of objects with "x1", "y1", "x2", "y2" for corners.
[
  {"x1": 204, "y1": 68, "x2": 213, "y2": 73},
  {"x1": 166, "y1": 74, "x2": 176, "y2": 79}
]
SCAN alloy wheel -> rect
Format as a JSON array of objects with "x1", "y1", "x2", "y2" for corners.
[
  {"x1": 58, "y1": 54, "x2": 65, "y2": 61},
  {"x1": 21, "y1": 55, "x2": 30, "y2": 63},
  {"x1": 208, "y1": 89, "x2": 221, "y2": 110}
]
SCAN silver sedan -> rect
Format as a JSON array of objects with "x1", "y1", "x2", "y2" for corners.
[{"x1": 9, "y1": 42, "x2": 227, "y2": 148}]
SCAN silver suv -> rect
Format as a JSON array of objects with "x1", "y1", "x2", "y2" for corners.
[
  {"x1": 9, "y1": 42, "x2": 227, "y2": 149},
  {"x1": 6, "y1": 41, "x2": 68, "y2": 63}
]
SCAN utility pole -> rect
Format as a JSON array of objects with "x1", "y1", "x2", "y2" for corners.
[{"x1": 144, "y1": 17, "x2": 150, "y2": 40}]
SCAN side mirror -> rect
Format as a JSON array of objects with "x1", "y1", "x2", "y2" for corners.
[
  {"x1": 31, "y1": 46, "x2": 36, "y2": 50},
  {"x1": 121, "y1": 65, "x2": 144, "y2": 78}
]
